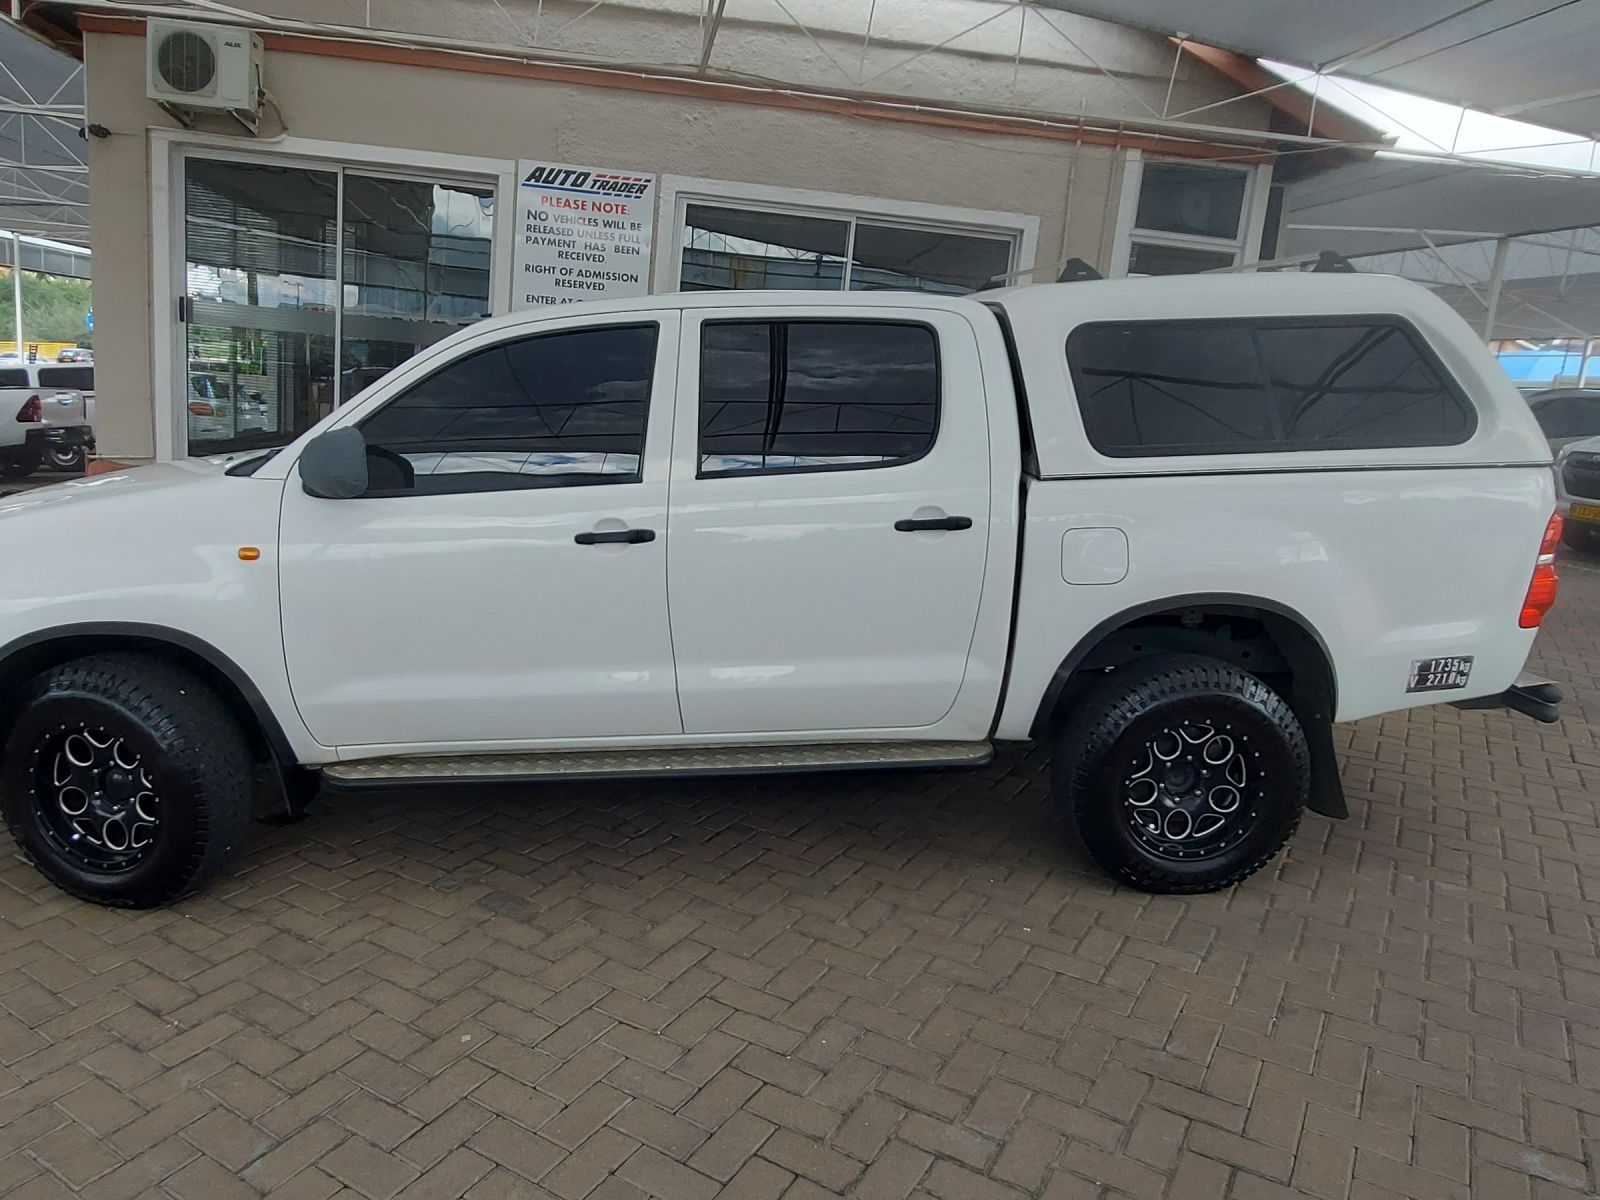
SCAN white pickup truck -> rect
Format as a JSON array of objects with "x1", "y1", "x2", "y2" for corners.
[{"x1": 0, "y1": 275, "x2": 1564, "y2": 908}]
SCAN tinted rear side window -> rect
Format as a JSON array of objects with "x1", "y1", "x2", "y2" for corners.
[
  {"x1": 38, "y1": 366, "x2": 93, "y2": 391},
  {"x1": 1067, "y1": 318, "x2": 1476, "y2": 457},
  {"x1": 699, "y1": 321, "x2": 938, "y2": 476},
  {"x1": 0, "y1": 369, "x2": 28, "y2": 387}
]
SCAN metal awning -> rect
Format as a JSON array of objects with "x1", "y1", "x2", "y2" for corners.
[
  {"x1": 1037, "y1": 0, "x2": 1600, "y2": 139},
  {"x1": 0, "y1": 19, "x2": 87, "y2": 246},
  {"x1": 1283, "y1": 158, "x2": 1600, "y2": 259}
]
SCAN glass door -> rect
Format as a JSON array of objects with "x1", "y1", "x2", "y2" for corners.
[
  {"x1": 180, "y1": 155, "x2": 497, "y2": 455},
  {"x1": 339, "y1": 173, "x2": 495, "y2": 404},
  {"x1": 183, "y1": 158, "x2": 338, "y2": 456}
]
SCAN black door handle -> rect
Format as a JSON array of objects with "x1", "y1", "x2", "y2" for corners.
[
  {"x1": 575, "y1": 528, "x2": 656, "y2": 545},
  {"x1": 895, "y1": 516, "x2": 973, "y2": 532}
]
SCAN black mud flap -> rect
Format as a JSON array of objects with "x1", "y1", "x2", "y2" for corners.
[
  {"x1": 1288, "y1": 694, "x2": 1347, "y2": 820},
  {"x1": 1302, "y1": 715, "x2": 1348, "y2": 820},
  {"x1": 259, "y1": 763, "x2": 321, "y2": 824},
  {"x1": 1453, "y1": 677, "x2": 1563, "y2": 725}
]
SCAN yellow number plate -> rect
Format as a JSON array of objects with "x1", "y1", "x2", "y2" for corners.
[{"x1": 1572, "y1": 503, "x2": 1600, "y2": 524}]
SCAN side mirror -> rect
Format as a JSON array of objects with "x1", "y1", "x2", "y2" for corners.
[{"x1": 299, "y1": 426, "x2": 369, "y2": 499}]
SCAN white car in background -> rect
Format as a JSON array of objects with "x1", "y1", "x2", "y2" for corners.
[
  {"x1": 1556, "y1": 435, "x2": 1600, "y2": 550},
  {"x1": 0, "y1": 362, "x2": 94, "y2": 478}
]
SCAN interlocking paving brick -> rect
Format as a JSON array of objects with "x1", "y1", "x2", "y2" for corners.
[{"x1": 3, "y1": 551, "x2": 1600, "y2": 1197}]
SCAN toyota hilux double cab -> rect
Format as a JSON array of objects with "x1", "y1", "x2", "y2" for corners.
[
  {"x1": 0, "y1": 363, "x2": 95, "y2": 480},
  {"x1": 0, "y1": 275, "x2": 1563, "y2": 907}
]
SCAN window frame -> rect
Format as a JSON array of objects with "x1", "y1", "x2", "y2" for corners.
[
  {"x1": 154, "y1": 132, "x2": 519, "y2": 462},
  {"x1": 656, "y1": 175, "x2": 1038, "y2": 296},
  {"x1": 695, "y1": 316, "x2": 944, "y2": 481},
  {"x1": 1065, "y1": 313, "x2": 1480, "y2": 459},
  {"x1": 1110, "y1": 150, "x2": 1272, "y2": 278},
  {"x1": 354, "y1": 319, "x2": 663, "y2": 498}
]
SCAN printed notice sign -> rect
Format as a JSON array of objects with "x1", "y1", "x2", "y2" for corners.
[{"x1": 513, "y1": 161, "x2": 656, "y2": 309}]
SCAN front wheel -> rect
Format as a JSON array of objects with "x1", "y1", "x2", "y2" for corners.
[
  {"x1": 1053, "y1": 655, "x2": 1310, "y2": 894},
  {"x1": 1, "y1": 654, "x2": 254, "y2": 907}
]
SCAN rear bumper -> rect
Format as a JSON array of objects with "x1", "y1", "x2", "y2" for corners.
[
  {"x1": 1453, "y1": 675, "x2": 1564, "y2": 724},
  {"x1": 24, "y1": 424, "x2": 94, "y2": 453}
]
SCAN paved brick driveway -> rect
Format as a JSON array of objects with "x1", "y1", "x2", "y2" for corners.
[{"x1": 3, "y1": 554, "x2": 1599, "y2": 1200}]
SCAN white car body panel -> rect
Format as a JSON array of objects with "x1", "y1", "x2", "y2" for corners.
[
  {"x1": 0, "y1": 463, "x2": 323, "y2": 758},
  {"x1": 994, "y1": 467, "x2": 1548, "y2": 738},
  {"x1": 276, "y1": 312, "x2": 685, "y2": 748},
  {"x1": 0, "y1": 278, "x2": 1558, "y2": 772},
  {"x1": 664, "y1": 303, "x2": 1016, "y2": 739}
]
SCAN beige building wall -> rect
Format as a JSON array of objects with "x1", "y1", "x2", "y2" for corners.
[{"x1": 84, "y1": 24, "x2": 1268, "y2": 459}]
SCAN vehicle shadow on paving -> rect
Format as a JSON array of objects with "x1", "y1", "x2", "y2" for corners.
[
  {"x1": 218, "y1": 560, "x2": 1600, "y2": 912},
  {"x1": 237, "y1": 747, "x2": 1133, "y2": 911}
]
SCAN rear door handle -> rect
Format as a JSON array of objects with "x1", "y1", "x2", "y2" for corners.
[
  {"x1": 575, "y1": 528, "x2": 656, "y2": 546},
  {"x1": 895, "y1": 516, "x2": 973, "y2": 532}
]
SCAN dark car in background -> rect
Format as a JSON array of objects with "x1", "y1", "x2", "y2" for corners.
[{"x1": 1527, "y1": 388, "x2": 1600, "y2": 452}]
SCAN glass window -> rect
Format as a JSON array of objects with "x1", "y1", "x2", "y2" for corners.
[
  {"x1": 1067, "y1": 318, "x2": 1476, "y2": 457},
  {"x1": 184, "y1": 159, "x2": 338, "y2": 456},
  {"x1": 678, "y1": 200, "x2": 1018, "y2": 296},
  {"x1": 340, "y1": 174, "x2": 495, "y2": 404},
  {"x1": 359, "y1": 323, "x2": 657, "y2": 494},
  {"x1": 182, "y1": 156, "x2": 500, "y2": 457},
  {"x1": 1259, "y1": 324, "x2": 1477, "y2": 448},
  {"x1": 1532, "y1": 394, "x2": 1600, "y2": 439},
  {"x1": 849, "y1": 224, "x2": 1012, "y2": 294},
  {"x1": 1135, "y1": 162, "x2": 1247, "y2": 240},
  {"x1": 1122, "y1": 157, "x2": 1256, "y2": 278},
  {"x1": 1127, "y1": 242, "x2": 1238, "y2": 277},
  {"x1": 37, "y1": 366, "x2": 92, "y2": 392},
  {"x1": 681, "y1": 205, "x2": 848, "y2": 292},
  {"x1": 0, "y1": 369, "x2": 28, "y2": 387},
  {"x1": 699, "y1": 321, "x2": 938, "y2": 475}
]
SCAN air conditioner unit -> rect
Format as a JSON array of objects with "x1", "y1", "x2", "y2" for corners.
[{"x1": 146, "y1": 20, "x2": 262, "y2": 127}]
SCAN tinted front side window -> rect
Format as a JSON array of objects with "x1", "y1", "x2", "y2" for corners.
[
  {"x1": 699, "y1": 321, "x2": 938, "y2": 475},
  {"x1": 1067, "y1": 319, "x2": 1475, "y2": 456},
  {"x1": 360, "y1": 324, "x2": 657, "y2": 494}
]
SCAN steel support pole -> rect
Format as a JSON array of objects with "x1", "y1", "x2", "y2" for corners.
[
  {"x1": 1482, "y1": 237, "x2": 1510, "y2": 342},
  {"x1": 10, "y1": 231, "x2": 22, "y2": 357}
]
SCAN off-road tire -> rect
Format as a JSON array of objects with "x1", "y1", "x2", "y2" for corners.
[
  {"x1": 0, "y1": 450, "x2": 42, "y2": 480},
  {"x1": 45, "y1": 445, "x2": 85, "y2": 473},
  {"x1": 1053, "y1": 654, "x2": 1309, "y2": 894},
  {"x1": 1, "y1": 654, "x2": 253, "y2": 907}
]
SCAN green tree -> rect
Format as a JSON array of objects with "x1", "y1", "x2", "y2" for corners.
[{"x1": 0, "y1": 269, "x2": 93, "y2": 345}]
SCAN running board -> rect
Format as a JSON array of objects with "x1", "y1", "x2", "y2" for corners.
[{"x1": 321, "y1": 740, "x2": 993, "y2": 786}]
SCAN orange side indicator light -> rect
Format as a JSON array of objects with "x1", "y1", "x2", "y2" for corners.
[{"x1": 238, "y1": 546, "x2": 261, "y2": 562}]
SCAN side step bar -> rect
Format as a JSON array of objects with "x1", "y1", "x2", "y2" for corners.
[
  {"x1": 322, "y1": 740, "x2": 994, "y2": 786},
  {"x1": 1452, "y1": 675, "x2": 1564, "y2": 724}
]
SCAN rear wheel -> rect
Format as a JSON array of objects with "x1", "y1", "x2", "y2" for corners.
[
  {"x1": 1053, "y1": 654, "x2": 1309, "y2": 894},
  {"x1": 0, "y1": 450, "x2": 41, "y2": 480},
  {"x1": 1, "y1": 654, "x2": 253, "y2": 907},
  {"x1": 45, "y1": 444, "x2": 85, "y2": 473},
  {"x1": 1562, "y1": 522, "x2": 1597, "y2": 551}
]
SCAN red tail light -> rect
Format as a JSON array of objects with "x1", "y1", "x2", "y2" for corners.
[
  {"x1": 1519, "y1": 512, "x2": 1563, "y2": 629},
  {"x1": 16, "y1": 395, "x2": 40, "y2": 422},
  {"x1": 188, "y1": 401, "x2": 215, "y2": 417}
]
